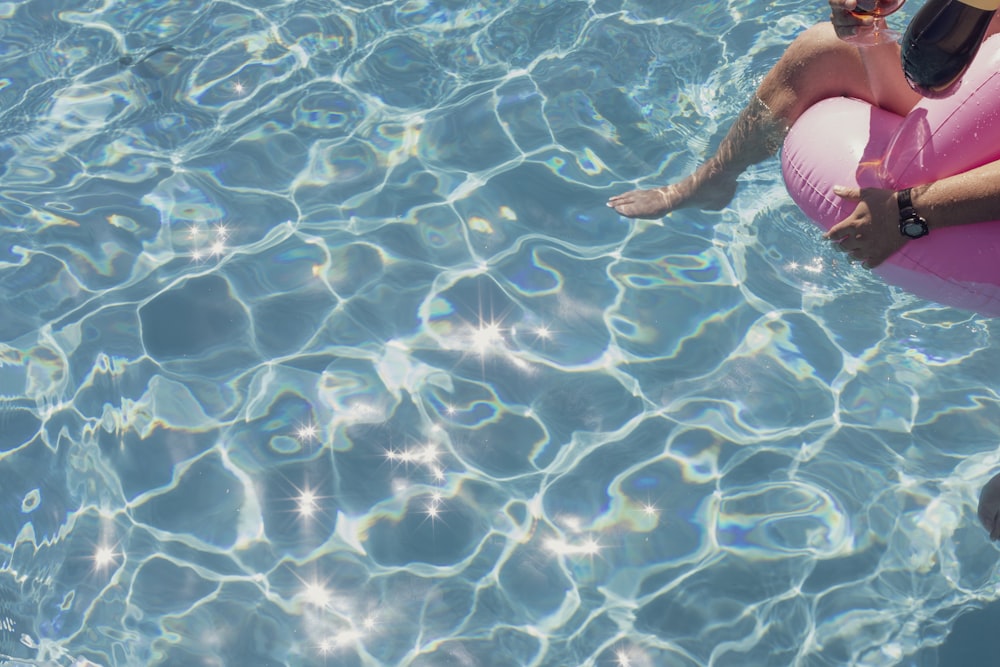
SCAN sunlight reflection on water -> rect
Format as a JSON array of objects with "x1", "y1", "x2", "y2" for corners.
[{"x1": 0, "y1": 1, "x2": 999, "y2": 666}]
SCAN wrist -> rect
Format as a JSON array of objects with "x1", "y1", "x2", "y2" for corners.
[
  {"x1": 897, "y1": 187, "x2": 929, "y2": 239},
  {"x1": 907, "y1": 184, "x2": 928, "y2": 221}
]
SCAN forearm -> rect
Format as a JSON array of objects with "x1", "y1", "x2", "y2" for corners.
[{"x1": 909, "y1": 159, "x2": 1000, "y2": 230}]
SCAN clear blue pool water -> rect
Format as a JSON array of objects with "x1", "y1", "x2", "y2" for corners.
[{"x1": 2, "y1": 0, "x2": 1000, "y2": 665}]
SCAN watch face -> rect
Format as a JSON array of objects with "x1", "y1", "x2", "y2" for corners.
[{"x1": 902, "y1": 219, "x2": 927, "y2": 238}]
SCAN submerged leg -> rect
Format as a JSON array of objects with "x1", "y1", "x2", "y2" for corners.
[
  {"x1": 606, "y1": 95, "x2": 786, "y2": 217},
  {"x1": 607, "y1": 23, "x2": 920, "y2": 219}
]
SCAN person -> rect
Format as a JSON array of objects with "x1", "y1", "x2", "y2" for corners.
[{"x1": 607, "y1": 0, "x2": 1000, "y2": 269}]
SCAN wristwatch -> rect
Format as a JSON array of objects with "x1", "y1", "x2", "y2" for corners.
[{"x1": 897, "y1": 188, "x2": 929, "y2": 239}]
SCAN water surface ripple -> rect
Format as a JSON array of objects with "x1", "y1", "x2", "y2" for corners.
[{"x1": 1, "y1": 1, "x2": 999, "y2": 666}]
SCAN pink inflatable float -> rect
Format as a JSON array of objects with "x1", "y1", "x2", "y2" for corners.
[{"x1": 781, "y1": 35, "x2": 1000, "y2": 316}]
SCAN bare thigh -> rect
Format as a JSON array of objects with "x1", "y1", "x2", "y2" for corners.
[{"x1": 758, "y1": 23, "x2": 921, "y2": 125}]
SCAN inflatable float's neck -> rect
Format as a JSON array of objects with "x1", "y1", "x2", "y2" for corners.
[{"x1": 902, "y1": 0, "x2": 999, "y2": 96}]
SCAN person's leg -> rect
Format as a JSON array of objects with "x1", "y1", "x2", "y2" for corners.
[{"x1": 607, "y1": 23, "x2": 922, "y2": 219}]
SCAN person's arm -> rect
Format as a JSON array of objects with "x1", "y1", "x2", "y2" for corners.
[
  {"x1": 911, "y1": 160, "x2": 1000, "y2": 229},
  {"x1": 825, "y1": 158, "x2": 1000, "y2": 268}
]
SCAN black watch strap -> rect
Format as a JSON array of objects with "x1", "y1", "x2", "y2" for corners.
[
  {"x1": 898, "y1": 188, "x2": 913, "y2": 210},
  {"x1": 897, "y1": 188, "x2": 929, "y2": 239}
]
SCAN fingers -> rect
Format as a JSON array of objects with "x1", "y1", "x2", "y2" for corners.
[
  {"x1": 824, "y1": 224, "x2": 878, "y2": 267},
  {"x1": 823, "y1": 222, "x2": 860, "y2": 245},
  {"x1": 607, "y1": 191, "x2": 641, "y2": 211},
  {"x1": 824, "y1": 188, "x2": 889, "y2": 267},
  {"x1": 607, "y1": 189, "x2": 649, "y2": 207},
  {"x1": 829, "y1": 1, "x2": 873, "y2": 39},
  {"x1": 823, "y1": 224, "x2": 859, "y2": 241},
  {"x1": 823, "y1": 216, "x2": 852, "y2": 240},
  {"x1": 833, "y1": 185, "x2": 862, "y2": 200},
  {"x1": 829, "y1": 0, "x2": 858, "y2": 14}
]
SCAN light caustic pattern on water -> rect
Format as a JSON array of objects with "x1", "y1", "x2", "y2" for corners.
[{"x1": 2, "y1": 0, "x2": 1000, "y2": 665}]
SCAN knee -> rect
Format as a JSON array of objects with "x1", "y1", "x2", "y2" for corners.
[
  {"x1": 760, "y1": 22, "x2": 866, "y2": 118},
  {"x1": 780, "y1": 22, "x2": 864, "y2": 91}
]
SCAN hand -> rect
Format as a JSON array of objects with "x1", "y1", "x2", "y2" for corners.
[
  {"x1": 829, "y1": 0, "x2": 874, "y2": 40},
  {"x1": 823, "y1": 186, "x2": 907, "y2": 269}
]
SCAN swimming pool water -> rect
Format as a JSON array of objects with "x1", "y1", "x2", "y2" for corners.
[{"x1": 2, "y1": 0, "x2": 1000, "y2": 665}]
